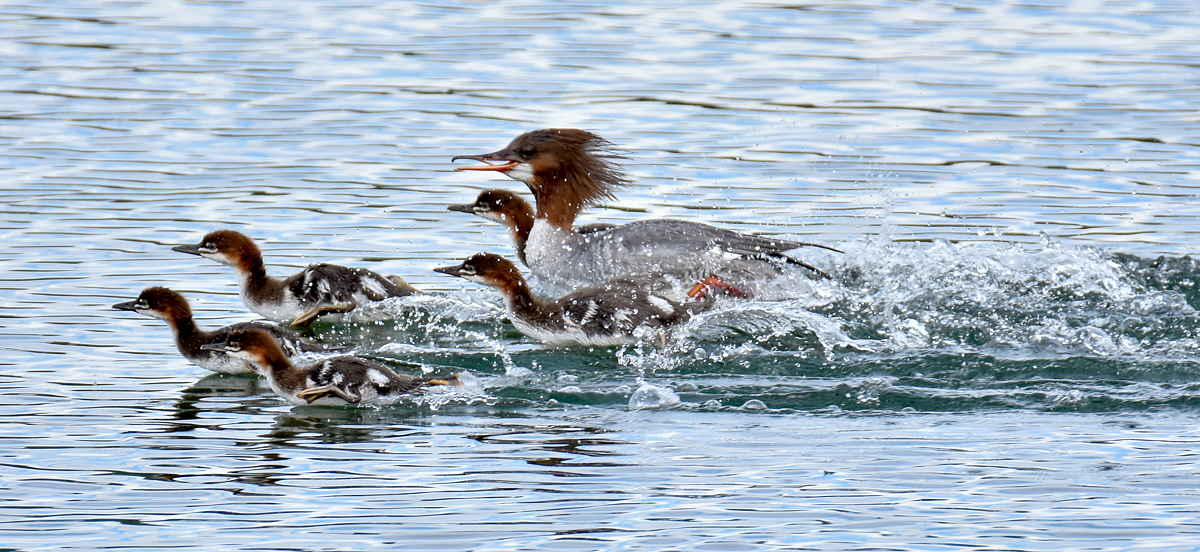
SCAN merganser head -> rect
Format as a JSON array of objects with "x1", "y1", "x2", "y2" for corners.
[
  {"x1": 452, "y1": 129, "x2": 629, "y2": 227},
  {"x1": 447, "y1": 189, "x2": 534, "y2": 230},
  {"x1": 172, "y1": 229, "x2": 263, "y2": 271},
  {"x1": 199, "y1": 328, "x2": 283, "y2": 374},
  {"x1": 113, "y1": 286, "x2": 192, "y2": 322},
  {"x1": 433, "y1": 253, "x2": 525, "y2": 290}
]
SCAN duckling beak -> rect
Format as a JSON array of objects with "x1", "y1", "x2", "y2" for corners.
[
  {"x1": 451, "y1": 152, "x2": 519, "y2": 172},
  {"x1": 433, "y1": 263, "x2": 468, "y2": 278},
  {"x1": 112, "y1": 300, "x2": 139, "y2": 311},
  {"x1": 199, "y1": 342, "x2": 229, "y2": 352},
  {"x1": 171, "y1": 243, "x2": 203, "y2": 256},
  {"x1": 446, "y1": 203, "x2": 478, "y2": 213}
]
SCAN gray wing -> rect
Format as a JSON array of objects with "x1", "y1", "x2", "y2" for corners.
[
  {"x1": 287, "y1": 263, "x2": 414, "y2": 305},
  {"x1": 621, "y1": 219, "x2": 838, "y2": 255},
  {"x1": 559, "y1": 281, "x2": 683, "y2": 336},
  {"x1": 311, "y1": 356, "x2": 428, "y2": 397},
  {"x1": 599, "y1": 220, "x2": 837, "y2": 278}
]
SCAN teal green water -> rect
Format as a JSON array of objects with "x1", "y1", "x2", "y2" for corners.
[{"x1": 3, "y1": 1, "x2": 1200, "y2": 550}]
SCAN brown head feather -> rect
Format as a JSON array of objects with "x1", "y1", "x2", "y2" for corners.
[
  {"x1": 174, "y1": 229, "x2": 266, "y2": 275},
  {"x1": 484, "y1": 129, "x2": 629, "y2": 228}
]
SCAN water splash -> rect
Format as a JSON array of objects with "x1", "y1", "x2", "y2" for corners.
[
  {"x1": 410, "y1": 370, "x2": 492, "y2": 411},
  {"x1": 628, "y1": 383, "x2": 681, "y2": 410},
  {"x1": 275, "y1": 239, "x2": 1200, "y2": 413},
  {"x1": 695, "y1": 239, "x2": 1200, "y2": 361}
]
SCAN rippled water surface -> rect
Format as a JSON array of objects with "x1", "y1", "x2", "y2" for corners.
[{"x1": 4, "y1": 0, "x2": 1200, "y2": 549}]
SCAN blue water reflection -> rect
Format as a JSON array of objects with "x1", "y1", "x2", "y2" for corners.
[{"x1": 3, "y1": 0, "x2": 1200, "y2": 549}]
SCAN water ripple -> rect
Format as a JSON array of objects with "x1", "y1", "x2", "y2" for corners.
[{"x1": 4, "y1": 0, "x2": 1200, "y2": 549}]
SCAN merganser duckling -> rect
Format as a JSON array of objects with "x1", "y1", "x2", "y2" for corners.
[
  {"x1": 172, "y1": 230, "x2": 418, "y2": 328},
  {"x1": 201, "y1": 328, "x2": 458, "y2": 406},
  {"x1": 452, "y1": 129, "x2": 840, "y2": 290},
  {"x1": 113, "y1": 286, "x2": 326, "y2": 374},
  {"x1": 448, "y1": 189, "x2": 614, "y2": 266},
  {"x1": 434, "y1": 253, "x2": 742, "y2": 347}
]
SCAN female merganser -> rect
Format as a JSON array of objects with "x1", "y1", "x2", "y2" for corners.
[
  {"x1": 434, "y1": 253, "x2": 742, "y2": 347},
  {"x1": 452, "y1": 129, "x2": 840, "y2": 290},
  {"x1": 172, "y1": 230, "x2": 418, "y2": 327},
  {"x1": 113, "y1": 286, "x2": 326, "y2": 374},
  {"x1": 448, "y1": 189, "x2": 614, "y2": 266},
  {"x1": 201, "y1": 328, "x2": 458, "y2": 406}
]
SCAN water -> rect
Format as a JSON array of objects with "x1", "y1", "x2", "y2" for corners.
[{"x1": 3, "y1": 0, "x2": 1200, "y2": 549}]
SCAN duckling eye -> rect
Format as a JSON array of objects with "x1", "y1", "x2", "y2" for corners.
[
  {"x1": 136, "y1": 300, "x2": 149, "y2": 309},
  {"x1": 200, "y1": 242, "x2": 216, "y2": 252},
  {"x1": 461, "y1": 265, "x2": 477, "y2": 275},
  {"x1": 226, "y1": 341, "x2": 242, "y2": 352},
  {"x1": 518, "y1": 145, "x2": 537, "y2": 158}
]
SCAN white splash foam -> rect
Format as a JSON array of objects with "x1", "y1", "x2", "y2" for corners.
[{"x1": 628, "y1": 384, "x2": 681, "y2": 410}]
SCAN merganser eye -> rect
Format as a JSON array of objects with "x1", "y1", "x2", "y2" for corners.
[
  {"x1": 226, "y1": 341, "x2": 242, "y2": 352},
  {"x1": 461, "y1": 265, "x2": 477, "y2": 275},
  {"x1": 518, "y1": 146, "x2": 536, "y2": 158}
]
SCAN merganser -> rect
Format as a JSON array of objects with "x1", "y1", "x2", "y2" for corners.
[
  {"x1": 448, "y1": 189, "x2": 614, "y2": 266},
  {"x1": 172, "y1": 230, "x2": 418, "y2": 328},
  {"x1": 112, "y1": 286, "x2": 326, "y2": 374},
  {"x1": 201, "y1": 328, "x2": 458, "y2": 406},
  {"x1": 452, "y1": 129, "x2": 840, "y2": 290},
  {"x1": 434, "y1": 253, "x2": 743, "y2": 347}
]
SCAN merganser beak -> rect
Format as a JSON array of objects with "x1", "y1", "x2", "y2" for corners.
[
  {"x1": 446, "y1": 202, "x2": 478, "y2": 213},
  {"x1": 112, "y1": 300, "x2": 139, "y2": 311},
  {"x1": 432, "y1": 262, "x2": 469, "y2": 277},
  {"x1": 199, "y1": 342, "x2": 229, "y2": 352},
  {"x1": 172, "y1": 243, "x2": 203, "y2": 256},
  {"x1": 451, "y1": 152, "x2": 520, "y2": 172}
]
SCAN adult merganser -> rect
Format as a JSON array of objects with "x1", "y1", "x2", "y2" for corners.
[
  {"x1": 113, "y1": 286, "x2": 327, "y2": 374},
  {"x1": 201, "y1": 328, "x2": 458, "y2": 406},
  {"x1": 448, "y1": 189, "x2": 614, "y2": 267},
  {"x1": 434, "y1": 253, "x2": 743, "y2": 347},
  {"x1": 172, "y1": 230, "x2": 418, "y2": 327},
  {"x1": 451, "y1": 128, "x2": 840, "y2": 291}
]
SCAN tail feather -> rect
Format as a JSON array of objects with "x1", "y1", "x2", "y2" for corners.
[
  {"x1": 773, "y1": 253, "x2": 834, "y2": 280},
  {"x1": 764, "y1": 239, "x2": 843, "y2": 254},
  {"x1": 387, "y1": 275, "x2": 421, "y2": 294}
]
